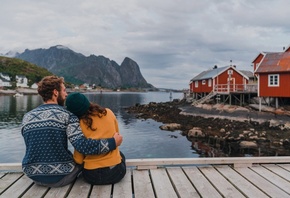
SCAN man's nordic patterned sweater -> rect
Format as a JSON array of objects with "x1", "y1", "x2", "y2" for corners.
[{"x1": 21, "y1": 104, "x2": 116, "y2": 183}]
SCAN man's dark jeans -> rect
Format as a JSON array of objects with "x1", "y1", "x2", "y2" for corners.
[{"x1": 34, "y1": 164, "x2": 83, "y2": 187}]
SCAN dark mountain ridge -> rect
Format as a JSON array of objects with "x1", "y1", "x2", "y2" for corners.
[{"x1": 16, "y1": 45, "x2": 154, "y2": 89}]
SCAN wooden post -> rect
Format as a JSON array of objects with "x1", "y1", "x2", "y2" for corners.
[{"x1": 259, "y1": 97, "x2": 262, "y2": 112}]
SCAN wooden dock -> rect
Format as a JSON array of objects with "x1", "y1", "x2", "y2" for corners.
[{"x1": 1, "y1": 157, "x2": 290, "y2": 197}]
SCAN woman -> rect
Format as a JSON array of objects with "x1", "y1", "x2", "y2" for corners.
[{"x1": 66, "y1": 92, "x2": 126, "y2": 185}]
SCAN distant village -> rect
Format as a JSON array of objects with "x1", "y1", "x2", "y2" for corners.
[
  {"x1": 0, "y1": 72, "x2": 173, "y2": 95},
  {"x1": 0, "y1": 73, "x2": 33, "y2": 88},
  {"x1": 0, "y1": 73, "x2": 96, "y2": 92}
]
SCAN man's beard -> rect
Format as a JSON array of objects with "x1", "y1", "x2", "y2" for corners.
[{"x1": 57, "y1": 95, "x2": 65, "y2": 106}]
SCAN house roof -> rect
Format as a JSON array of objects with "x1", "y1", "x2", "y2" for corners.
[
  {"x1": 16, "y1": 75, "x2": 26, "y2": 78},
  {"x1": 252, "y1": 52, "x2": 265, "y2": 63},
  {"x1": 251, "y1": 52, "x2": 281, "y2": 64},
  {"x1": 0, "y1": 72, "x2": 10, "y2": 77},
  {"x1": 255, "y1": 51, "x2": 290, "y2": 73},
  {"x1": 0, "y1": 76, "x2": 10, "y2": 82},
  {"x1": 191, "y1": 66, "x2": 229, "y2": 81},
  {"x1": 284, "y1": 45, "x2": 290, "y2": 52},
  {"x1": 239, "y1": 70, "x2": 254, "y2": 78},
  {"x1": 190, "y1": 65, "x2": 249, "y2": 81}
]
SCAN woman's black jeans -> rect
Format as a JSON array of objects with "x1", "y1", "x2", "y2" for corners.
[{"x1": 82, "y1": 152, "x2": 126, "y2": 185}]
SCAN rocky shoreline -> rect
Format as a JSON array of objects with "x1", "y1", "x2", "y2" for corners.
[{"x1": 126, "y1": 99, "x2": 290, "y2": 157}]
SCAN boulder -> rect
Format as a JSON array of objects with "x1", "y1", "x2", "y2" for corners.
[
  {"x1": 188, "y1": 127, "x2": 205, "y2": 137},
  {"x1": 159, "y1": 123, "x2": 181, "y2": 131},
  {"x1": 239, "y1": 141, "x2": 258, "y2": 148}
]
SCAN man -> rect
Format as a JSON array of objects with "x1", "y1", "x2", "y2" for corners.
[{"x1": 21, "y1": 76, "x2": 123, "y2": 187}]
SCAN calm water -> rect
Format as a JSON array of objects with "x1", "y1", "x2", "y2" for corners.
[{"x1": 0, "y1": 91, "x2": 198, "y2": 163}]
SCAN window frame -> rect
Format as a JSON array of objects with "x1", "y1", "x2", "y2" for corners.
[
  {"x1": 208, "y1": 79, "x2": 212, "y2": 87},
  {"x1": 268, "y1": 74, "x2": 279, "y2": 87}
]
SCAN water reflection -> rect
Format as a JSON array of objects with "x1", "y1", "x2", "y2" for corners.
[
  {"x1": 0, "y1": 95, "x2": 43, "y2": 129},
  {"x1": 0, "y1": 92, "x2": 197, "y2": 163}
]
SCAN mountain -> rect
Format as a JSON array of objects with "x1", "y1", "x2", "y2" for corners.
[
  {"x1": 16, "y1": 45, "x2": 154, "y2": 89},
  {"x1": 0, "y1": 56, "x2": 53, "y2": 86},
  {"x1": 0, "y1": 51, "x2": 20, "y2": 58}
]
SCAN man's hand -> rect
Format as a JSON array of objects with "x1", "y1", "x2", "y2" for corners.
[{"x1": 113, "y1": 132, "x2": 123, "y2": 147}]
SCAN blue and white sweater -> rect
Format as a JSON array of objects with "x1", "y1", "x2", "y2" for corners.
[{"x1": 21, "y1": 104, "x2": 116, "y2": 183}]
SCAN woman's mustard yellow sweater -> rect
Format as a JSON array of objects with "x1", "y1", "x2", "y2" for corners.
[{"x1": 73, "y1": 108, "x2": 122, "y2": 169}]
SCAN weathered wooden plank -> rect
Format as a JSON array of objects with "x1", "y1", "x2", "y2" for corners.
[
  {"x1": 215, "y1": 165, "x2": 268, "y2": 198},
  {"x1": 235, "y1": 167, "x2": 290, "y2": 198},
  {"x1": 66, "y1": 176, "x2": 91, "y2": 197},
  {"x1": 132, "y1": 169, "x2": 155, "y2": 198},
  {"x1": 0, "y1": 163, "x2": 22, "y2": 172},
  {"x1": 251, "y1": 165, "x2": 290, "y2": 194},
  {"x1": 183, "y1": 166, "x2": 222, "y2": 198},
  {"x1": 166, "y1": 167, "x2": 200, "y2": 198},
  {"x1": 199, "y1": 166, "x2": 245, "y2": 197},
  {"x1": 263, "y1": 164, "x2": 290, "y2": 181},
  {"x1": 150, "y1": 168, "x2": 178, "y2": 198},
  {"x1": 44, "y1": 183, "x2": 72, "y2": 198},
  {"x1": 0, "y1": 174, "x2": 33, "y2": 197},
  {"x1": 112, "y1": 169, "x2": 132, "y2": 198},
  {"x1": 0, "y1": 173, "x2": 23, "y2": 194},
  {"x1": 278, "y1": 164, "x2": 290, "y2": 171},
  {"x1": 90, "y1": 184, "x2": 112, "y2": 197},
  {"x1": 22, "y1": 183, "x2": 49, "y2": 198},
  {"x1": 0, "y1": 173, "x2": 5, "y2": 178}
]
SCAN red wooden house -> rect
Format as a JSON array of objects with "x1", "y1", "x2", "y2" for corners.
[
  {"x1": 190, "y1": 66, "x2": 250, "y2": 95},
  {"x1": 189, "y1": 65, "x2": 253, "y2": 105},
  {"x1": 253, "y1": 47, "x2": 290, "y2": 108}
]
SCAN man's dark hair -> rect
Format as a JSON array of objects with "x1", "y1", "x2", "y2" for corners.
[{"x1": 37, "y1": 76, "x2": 64, "y2": 102}]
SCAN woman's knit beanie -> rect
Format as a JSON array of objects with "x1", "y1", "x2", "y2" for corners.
[{"x1": 66, "y1": 92, "x2": 90, "y2": 117}]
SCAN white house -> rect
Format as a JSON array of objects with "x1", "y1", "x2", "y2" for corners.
[
  {"x1": 0, "y1": 73, "x2": 12, "y2": 87},
  {"x1": 16, "y1": 75, "x2": 29, "y2": 88},
  {"x1": 0, "y1": 73, "x2": 11, "y2": 81},
  {"x1": 30, "y1": 83, "x2": 38, "y2": 89}
]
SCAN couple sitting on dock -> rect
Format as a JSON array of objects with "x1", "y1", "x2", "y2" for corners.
[{"x1": 21, "y1": 76, "x2": 126, "y2": 187}]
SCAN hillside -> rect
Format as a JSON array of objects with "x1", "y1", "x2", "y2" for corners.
[
  {"x1": 0, "y1": 56, "x2": 53, "y2": 86},
  {"x1": 16, "y1": 45, "x2": 154, "y2": 89}
]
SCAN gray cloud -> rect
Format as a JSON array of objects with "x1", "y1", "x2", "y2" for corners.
[{"x1": 0, "y1": 0, "x2": 289, "y2": 89}]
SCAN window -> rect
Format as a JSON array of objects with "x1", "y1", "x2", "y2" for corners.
[
  {"x1": 268, "y1": 74, "x2": 279, "y2": 86},
  {"x1": 208, "y1": 79, "x2": 212, "y2": 87},
  {"x1": 227, "y1": 70, "x2": 233, "y2": 75},
  {"x1": 202, "y1": 80, "x2": 206, "y2": 85},
  {"x1": 195, "y1": 81, "x2": 198, "y2": 88}
]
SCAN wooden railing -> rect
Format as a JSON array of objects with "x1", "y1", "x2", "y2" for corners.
[{"x1": 214, "y1": 84, "x2": 257, "y2": 93}]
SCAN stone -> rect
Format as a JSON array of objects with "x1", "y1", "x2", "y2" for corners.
[
  {"x1": 188, "y1": 127, "x2": 204, "y2": 137},
  {"x1": 239, "y1": 141, "x2": 258, "y2": 148},
  {"x1": 159, "y1": 123, "x2": 181, "y2": 131},
  {"x1": 220, "y1": 128, "x2": 226, "y2": 133}
]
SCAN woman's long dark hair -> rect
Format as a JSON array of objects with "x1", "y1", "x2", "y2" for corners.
[{"x1": 80, "y1": 103, "x2": 107, "y2": 131}]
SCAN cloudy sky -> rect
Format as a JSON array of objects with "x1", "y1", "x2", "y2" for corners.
[{"x1": 1, "y1": 0, "x2": 289, "y2": 89}]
